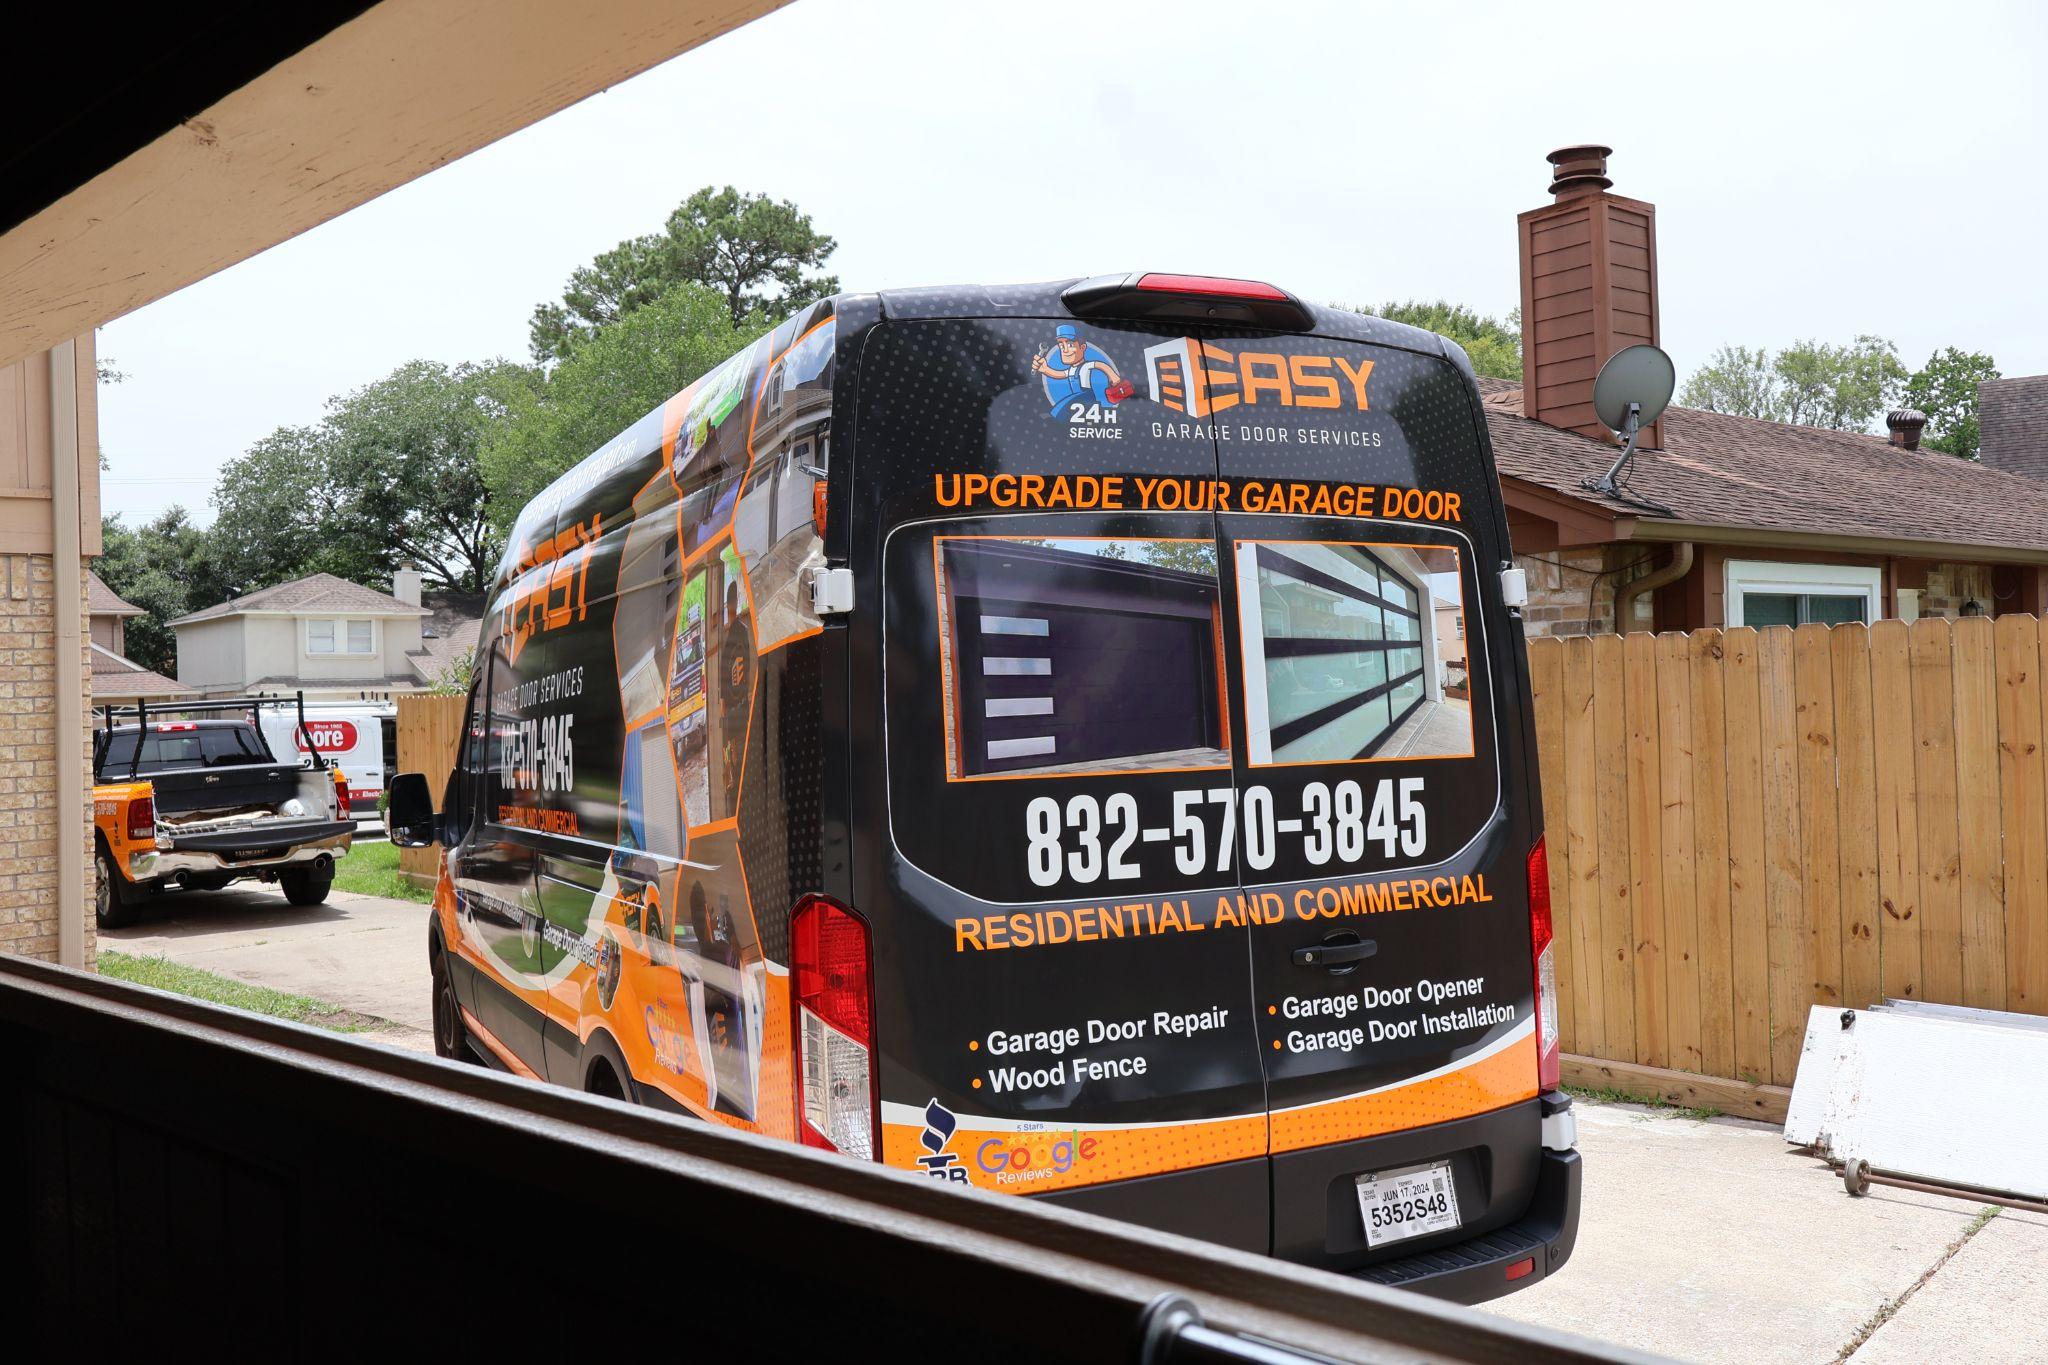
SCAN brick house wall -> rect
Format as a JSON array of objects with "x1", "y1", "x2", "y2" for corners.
[
  {"x1": 1517, "y1": 546, "x2": 2004, "y2": 639},
  {"x1": 0, "y1": 555, "x2": 94, "y2": 964},
  {"x1": 1515, "y1": 546, "x2": 1650, "y2": 637}
]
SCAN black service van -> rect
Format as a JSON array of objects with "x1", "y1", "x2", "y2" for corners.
[{"x1": 392, "y1": 272, "x2": 1580, "y2": 1303}]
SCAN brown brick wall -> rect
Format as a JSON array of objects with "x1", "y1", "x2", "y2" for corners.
[
  {"x1": 1919, "y1": 562, "x2": 1994, "y2": 620},
  {"x1": 1516, "y1": 546, "x2": 1653, "y2": 637},
  {"x1": 0, "y1": 554, "x2": 93, "y2": 965}
]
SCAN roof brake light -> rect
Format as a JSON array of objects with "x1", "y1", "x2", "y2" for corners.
[
  {"x1": 1134, "y1": 273, "x2": 1291, "y2": 302},
  {"x1": 156, "y1": 722, "x2": 198, "y2": 732},
  {"x1": 1061, "y1": 271, "x2": 1314, "y2": 331}
]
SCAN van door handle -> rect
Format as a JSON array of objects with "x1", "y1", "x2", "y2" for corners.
[{"x1": 1292, "y1": 939, "x2": 1376, "y2": 968}]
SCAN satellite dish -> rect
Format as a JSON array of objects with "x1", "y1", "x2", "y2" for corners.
[
  {"x1": 1592, "y1": 344, "x2": 1675, "y2": 433},
  {"x1": 1582, "y1": 344, "x2": 1677, "y2": 513}
]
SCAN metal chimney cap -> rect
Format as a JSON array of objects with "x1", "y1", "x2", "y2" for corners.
[
  {"x1": 1547, "y1": 144, "x2": 1614, "y2": 198},
  {"x1": 1886, "y1": 408, "x2": 1928, "y2": 449}
]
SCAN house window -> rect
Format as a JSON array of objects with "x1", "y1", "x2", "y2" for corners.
[
  {"x1": 308, "y1": 618, "x2": 377, "y2": 655},
  {"x1": 1723, "y1": 561, "x2": 1881, "y2": 627}
]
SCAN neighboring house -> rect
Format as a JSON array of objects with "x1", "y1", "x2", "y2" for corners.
[
  {"x1": 171, "y1": 568, "x2": 480, "y2": 700},
  {"x1": 87, "y1": 570, "x2": 192, "y2": 707},
  {"x1": 1495, "y1": 147, "x2": 2048, "y2": 637}
]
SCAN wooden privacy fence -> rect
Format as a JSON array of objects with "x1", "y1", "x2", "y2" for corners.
[
  {"x1": 1529, "y1": 617, "x2": 2048, "y2": 1099},
  {"x1": 394, "y1": 693, "x2": 465, "y2": 885}
]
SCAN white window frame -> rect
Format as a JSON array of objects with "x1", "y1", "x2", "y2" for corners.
[
  {"x1": 1723, "y1": 560, "x2": 1883, "y2": 627},
  {"x1": 306, "y1": 616, "x2": 377, "y2": 657}
]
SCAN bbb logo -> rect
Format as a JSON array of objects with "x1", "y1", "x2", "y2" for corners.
[{"x1": 915, "y1": 1099, "x2": 969, "y2": 1183}]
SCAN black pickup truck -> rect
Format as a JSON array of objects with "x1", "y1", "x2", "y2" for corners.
[{"x1": 93, "y1": 705, "x2": 358, "y2": 928}]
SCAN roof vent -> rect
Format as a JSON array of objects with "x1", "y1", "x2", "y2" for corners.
[
  {"x1": 1886, "y1": 408, "x2": 1928, "y2": 450},
  {"x1": 1546, "y1": 144, "x2": 1614, "y2": 199}
]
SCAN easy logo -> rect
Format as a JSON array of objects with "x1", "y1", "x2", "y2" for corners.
[{"x1": 1144, "y1": 338, "x2": 1373, "y2": 418}]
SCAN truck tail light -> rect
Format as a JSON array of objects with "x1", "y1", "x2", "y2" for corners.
[
  {"x1": 128, "y1": 794, "x2": 155, "y2": 843},
  {"x1": 792, "y1": 894, "x2": 877, "y2": 1159},
  {"x1": 1529, "y1": 836, "x2": 1561, "y2": 1090}
]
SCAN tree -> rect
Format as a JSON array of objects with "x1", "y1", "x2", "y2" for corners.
[
  {"x1": 212, "y1": 360, "x2": 530, "y2": 596},
  {"x1": 96, "y1": 508, "x2": 234, "y2": 675},
  {"x1": 1680, "y1": 345, "x2": 1781, "y2": 419},
  {"x1": 1344, "y1": 301, "x2": 1521, "y2": 380},
  {"x1": 530, "y1": 187, "x2": 837, "y2": 360},
  {"x1": 320, "y1": 360, "x2": 534, "y2": 593},
  {"x1": 1774, "y1": 336, "x2": 1906, "y2": 431},
  {"x1": 485, "y1": 283, "x2": 767, "y2": 527},
  {"x1": 1680, "y1": 336, "x2": 1906, "y2": 432},
  {"x1": 1904, "y1": 347, "x2": 2000, "y2": 459},
  {"x1": 667, "y1": 186, "x2": 839, "y2": 328},
  {"x1": 207, "y1": 425, "x2": 370, "y2": 596}
]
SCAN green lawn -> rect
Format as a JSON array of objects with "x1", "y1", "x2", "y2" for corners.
[
  {"x1": 98, "y1": 950, "x2": 379, "y2": 1033},
  {"x1": 332, "y1": 837, "x2": 432, "y2": 904}
]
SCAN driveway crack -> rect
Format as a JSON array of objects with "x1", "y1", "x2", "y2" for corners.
[{"x1": 1833, "y1": 1204, "x2": 2000, "y2": 1363}]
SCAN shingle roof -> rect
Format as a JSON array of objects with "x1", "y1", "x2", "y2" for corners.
[
  {"x1": 1980, "y1": 375, "x2": 2048, "y2": 482},
  {"x1": 410, "y1": 617, "x2": 481, "y2": 685},
  {"x1": 1480, "y1": 378, "x2": 2048, "y2": 555},
  {"x1": 89, "y1": 643, "x2": 194, "y2": 698},
  {"x1": 88, "y1": 571, "x2": 145, "y2": 617},
  {"x1": 170, "y1": 572, "x2": 429, "y2": 626}
]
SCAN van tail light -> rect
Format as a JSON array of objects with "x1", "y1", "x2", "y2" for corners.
[
  {"x1": 792, "y1": 894, "x2": 878, "y2": 1159},
  {"x1": 1528, "y1": 836, "x2": 1561, "y2": 1090},
  {"x1": 128, "y1": 794, "x2": 156, "y2": 843},
  {"x1": 812, "y1": 478, "x2": 828, "y2": 539}
]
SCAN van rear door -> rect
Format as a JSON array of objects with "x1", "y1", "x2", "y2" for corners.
[
  {"x1": 1200, "y1": 331, "x2": 1541, "y2": 1270},
  {"x1": 859, "y1": 314, "x2": 1274, "y2": 1248}
]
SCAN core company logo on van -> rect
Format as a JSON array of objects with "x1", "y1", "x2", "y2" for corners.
[
  {"x1": 294, "y1": 720, "x2": 358, "y2": 752},
  {"x1": 1144, "y1": 337, "x2": 1374, "y2": 418},
  {"x1": 914, "y1": 1098, "x2": 969, "y2": 1182}
]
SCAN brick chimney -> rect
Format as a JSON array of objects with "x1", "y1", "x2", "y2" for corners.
[{"x1": 1518, "y1": 145, "x2": 1662, "y2": 448}]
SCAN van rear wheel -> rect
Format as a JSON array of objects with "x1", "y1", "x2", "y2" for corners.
[
  {"x1": 430, "y1": 945, "x2": 476, "y2": 1063},
  {"x1": 94, "y1": 847, "x2": 138, "y2": 930}
]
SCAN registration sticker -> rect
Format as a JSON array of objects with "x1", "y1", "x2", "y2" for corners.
[{"x1": 1356, "y1": 1159, "x2": 1461, "y2": 1249}]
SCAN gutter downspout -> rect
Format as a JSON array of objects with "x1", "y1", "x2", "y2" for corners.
[
  {"x1": 51, "y1": 340, "x2": 85, "y2": 969},
  {"x1": 1613, "y1": 541, "x2": 1694, "y2": 634}
]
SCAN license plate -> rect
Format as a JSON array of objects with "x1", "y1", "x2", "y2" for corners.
[{"x1": 1356, "y1": 1159, "x2": 1461, "y2": 1249}]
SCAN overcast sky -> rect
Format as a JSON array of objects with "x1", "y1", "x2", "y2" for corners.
[{"x1": 99, "y1": 0, "x2": 2047, "y2": 526}]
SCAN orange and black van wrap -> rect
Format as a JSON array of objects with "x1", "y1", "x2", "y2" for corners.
[
  {"x1": 437, "y1": 305, "x2": 838, "y2": 1139},
  {"x1": 847, "y1": 288, "x2": 1546, "y2": 1268},
  {"x1": 432, "y1": 279, "x2": 1571, "y2": 1292}
]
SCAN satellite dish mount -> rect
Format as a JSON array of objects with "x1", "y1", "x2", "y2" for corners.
[{"x1": 1581, "y1": 344, "x2": 1676, "y2": 514}]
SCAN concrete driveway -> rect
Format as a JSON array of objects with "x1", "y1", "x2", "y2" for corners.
[
  {"x1": 100, "y1": 883, "x2": 434, "y2": 1050},
  {"x1": 97, "y1": 887, "x2": 2048, "y2": 1362},
  {"x1": 1486, "y1": 1102, "x2": 2048, "y2": 1363}
]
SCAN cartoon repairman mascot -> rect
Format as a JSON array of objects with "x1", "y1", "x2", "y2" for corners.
[{"x1": 1032, "y1": 324, "x2": 1135, "y2": 413}]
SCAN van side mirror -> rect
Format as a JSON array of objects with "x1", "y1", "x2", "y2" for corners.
[{"x1": 386, "y1": 772, "x2": 438, "y2": 848}]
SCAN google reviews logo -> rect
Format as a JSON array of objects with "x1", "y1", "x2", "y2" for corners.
[{"x1": 976, "y1": 1130, "x2": 1101, "y2": 1184}]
